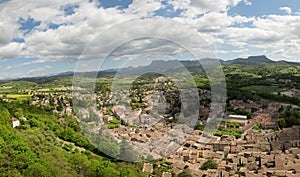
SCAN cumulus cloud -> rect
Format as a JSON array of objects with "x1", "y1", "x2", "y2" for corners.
[
  {"x1": 0, "y1": 21, "x2": 16, "y2": 45},
  {"x1": 253, "y1": 15, "x2": 300, "y2": 40},
  {"x1": 26, "y1": 65, "x2": 53, "y2": 76},
  {"x1": 0, "y1": 1, "x2": 82, "y2": 33},
  {"x1": 192, "y1": 12, "x2": 234, "y2": 33},
  {"x1": 167, "y1": 0, "x2": 190, "y2": 11},
  {"x1": 0, "y1": 42, "x2": 24, "y2": 60},
  {"x1": 125, "y1": 0, "x2": 163, "y2": 17},
  {"x1": 224, "y1": 27, "x2": 282, "y2": 46},
  {"x1": 19, "y1": 1, "x2": 134, "y2": 61},
  {"x1": 0, "y1": 0, "x2": 299, "y2": 68},
  {"x1": 190, "y1": 0, "x2": 241, "y2": 13},
  {"x1": 0, "y1": 0, "x2": 256, "y2": 63},
  {"x1": 279, "y1": 6, "x2": 292, "y2": 15},
  {"x1": 4, "y1": 59, "x2": 47, "y2": 72},
  {"x1": 78, "y1": 18, "x2": 215, "y2": 61},
  {"x1": 243, "y1": 0, "x2": 252, "y2": 6}
]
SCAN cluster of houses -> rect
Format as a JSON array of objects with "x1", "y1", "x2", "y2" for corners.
[
  {"x1": 3, "y1": 87, "x2": 75, "y2": 129},
  {"x1": 4, "y1": 79, "x2": 300, "y2": 177},
  {"x1": 140, "y1": 100, "x2": 299, "y2": 176},
  {"x1": 140, "y1": 125, "x2": 300, "y2": 177},
  {"x1": 74, "y1": 80, "x2": 299, "y2": 177},
  {"x1": 3, "y1": 88, "x2": 73, "y2": 117}
]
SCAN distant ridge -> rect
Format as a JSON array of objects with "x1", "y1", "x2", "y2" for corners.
[
  {"x1": 57, "y1": 71, "x2": 75, "y2": 76},
  {"x1": 223, "y1": 55, "x2": 274, "y2": 64},
  {"x1": 222, "y1": 55, "x2": 300, "y2": 65},
  {"x1": 1, "y1": 55, "x2": 299, "y2": 82}
]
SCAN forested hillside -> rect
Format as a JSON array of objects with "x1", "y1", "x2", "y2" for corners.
[{"x1": 0, "y1": 100, "x2": 146, "y2": 177}]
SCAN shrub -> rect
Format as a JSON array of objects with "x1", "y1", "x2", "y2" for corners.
[{"x1": 200, "y1": 159, "x2": 218, "y2": 170}]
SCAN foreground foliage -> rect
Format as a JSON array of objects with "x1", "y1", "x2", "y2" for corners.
[{"x1": 0, "y1": 101, "x2": 146, "y2": 177}]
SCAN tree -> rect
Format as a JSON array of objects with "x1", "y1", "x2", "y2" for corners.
[
  {"x1": 29, "y1": 118, "x2": 39, "y2": 127},
  {"x1": 277, "y1": 118, "x2": 286, "y2": 129},
  {"x1": 0, "y1": 137, "x2": 5, "y2": 152},
  {"x1": 0, "y1": 105, "x2": 11, "y2": 125},
  {"x1": 195, "y1": 124, "x2": 205, "y2": 131},
  {"x1": 118, "y1": 139, "x2": 139, "y2": 162},
  {"x1": 200, "y1": 159, "x2": 218, "y2": 170},
  {"x1": 97, "y1": 135, "x2": 120, "y2": 158},
  {"x1": 178, "y1": 170, "x2": 192, "y2": 177},
  {"x1": 23, "y1": 163, "x2": 53, "y2": 177},
  {"x1": 119, "y1": 168, "x2": 137, "y2": 177},
  {"x1": 70, "y1": 153, "x2": 90, "y2": 175},
  {"x1": 60, "y1": 127, "x2": 76, "y2": 141}
]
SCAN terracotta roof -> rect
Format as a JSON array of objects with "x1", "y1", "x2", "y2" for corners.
[{"x1": 12, "y1": 117, "x2": 19, "y2": 122}]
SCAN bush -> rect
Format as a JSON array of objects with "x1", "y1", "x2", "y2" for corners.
[
  {"x1": 29, "y1": 119, "x2": 39, "y2": 127},
  {"x1": 109, "y1": 118, "x2": 121, "y2": 125},
  {"x1": 195, "y1": 124, "x2": 205, "y2": 131},
  {"x1": 177, "y1": 170, "x2": 192, "y2": 177},
  {"x1": 214, "y1": 128, "x2": 243, "y2": 139},
  {"x1": 107, "y1": 124, "x2": 120, "y2": 129},
  {"x1": 63, "y1": 143, "x2": 73, "y2": 151},
  {"x1": 200, "y1": 159, "x2": 218, "y2": 170}
]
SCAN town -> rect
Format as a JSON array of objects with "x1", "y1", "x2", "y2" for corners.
[{"x1": 2, "y1": 66, "x2": 300, "y2": 177}]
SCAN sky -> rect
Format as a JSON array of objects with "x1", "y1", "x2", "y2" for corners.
[{"x1": 0, "y1": 0, "x2": 300, "y2": 79}]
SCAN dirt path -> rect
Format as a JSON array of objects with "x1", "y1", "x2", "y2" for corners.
[{"x1": 56, "y1": 137, "x2": 87, "y2": 153}]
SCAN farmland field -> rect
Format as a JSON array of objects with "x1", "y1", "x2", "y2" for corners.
[
  {"x1": 6, "y1": 94, "x2": 33, "y2": 100},
  {"x1": 240, "y1": 85, "x2": 283, "y2": 93}
]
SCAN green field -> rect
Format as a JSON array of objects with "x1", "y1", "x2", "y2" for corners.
[
  {"x1": 240, "y1": 85, "x2": 282, "y2": 93},
  {"x1": 6, "y1": 94, "x2": 33, "y2": 100}
]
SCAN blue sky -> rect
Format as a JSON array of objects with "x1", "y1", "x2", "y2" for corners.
[
  {"x1": 98, "y1": 0, "x2": 133, "y2": 9},
  {"x1": 0, "y1": 0, "x2": 300, "y2": 79},
  {"x1": 229, "y1": 0, "x2": 300, "y2": 17}
]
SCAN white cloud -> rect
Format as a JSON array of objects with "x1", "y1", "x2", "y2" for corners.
[
  {"x1": 0, "y1": 0, "x2": 299, "y2": 67},
  {"x1": 253, "y1": 15, "x2": 300, "y2": 40},
  {"x1": 0, "y1": 63, "x2": 53, "y2": 80},
  {"x1": 26, "y1": 65, "x2": 53, "y2": 75},
  {"x1": 243, "y1": 0, "x2": 252, "y2": 6},
  {"x1": 20, "y1": 1, "x2": 134, "y2": 61},
  {"x1": 1, "y1": 0, "x2": 243, "y2": 63},
  {"x1": 168, "y1": 0, "x2": 244, "y2": 19},
  {"x1": 0, "y1": 20, "x2": 16, "y2": 45},
  {"x1": 190, "y1": 0, "x2": 241, "y2": 12},
  {"x1": 77, "y1": 17, "x2": 215, "y2": 61},
  {"x1": 125, "y1": 0, "x2": 163, "y2": 17},
  {"x1": 192, "y1": 12, "x2": 234, "y2": 33},
  {"x1": 224, "y1": 27, "x2": 282, "y2": 45},
  {"x1": 0, "y1": 42, "x2": 24, "y2": 60},
  {"x1": 29, "y1": 7, "x2": 63, "y2": 22},
  {"x1": 4, "y1": 59, "x2": 47, "y2": 71},
  {"x1": 279, "y1": 6, "x2": 292, "y2": 15},
  {"x1": 167, "y1": 0, "x2": 190, "y2": 11},
  {"x1": 286, "y1": 40, "x2": 300, "y2": 51},
  {"x1": 232, "y1": 15, "x2": 255, "y2": 24}
]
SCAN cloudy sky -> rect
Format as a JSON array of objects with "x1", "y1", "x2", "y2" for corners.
[{"x1": 0, "y1": 0, "x2": 300, "y2": 79}]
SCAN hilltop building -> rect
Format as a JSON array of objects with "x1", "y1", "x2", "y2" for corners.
[{"x1": 12, "y1": 117, "x2": 20, "y2": 128}]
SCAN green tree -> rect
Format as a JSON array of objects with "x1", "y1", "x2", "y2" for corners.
[
  {"x1": 0, "y1": 137, "x2": 6, "y2": 152},
  {"x1": 200, "y1": 159, "x2": 218, "y2": 170},
  {"x1": 195, "y1": 124, "x2": 205, "y2": 131},
  {"x1": 97, "y1": 135, "x2": 120, "y2": 158},
  {"x1": 118, "y1": 139, "x2": 139, "y2": 162},
  {"x1": 70, "y1": 153, "x2": 90, "y2": 175},
  {"x1": 178, "y1": 170, "x2": 192, "y2": 177},
  {"x1": 23, "y1": 163, "x2": 53, "y2": 177},
  {"x1": 277, "y1": 118, "x2": 286, "y2": 128},
  {"x1": 0, "y1": 106, "x2": 11, "y2": 125}
]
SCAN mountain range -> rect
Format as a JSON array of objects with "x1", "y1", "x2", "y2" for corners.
[
  {"x1": 4, "y1": 55, "x2": 300, "y2": 82},
  {"x1": 221, "y1": 55, "x2": 299, "y2": 65},
  {"x1": 108, "y1": 55, "x2": 300, "y2": 75}
]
